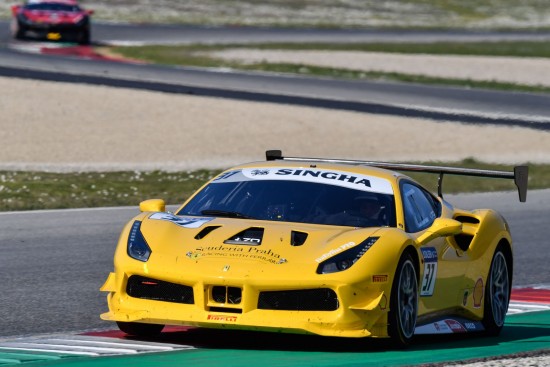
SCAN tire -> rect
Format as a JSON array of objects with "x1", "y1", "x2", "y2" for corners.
[
  {"x1": 482, "y1": 248, "x2": 511, "y2": 336},
  {"x1": 388, "y1": 252, "x2": 418, "y2": 347},
  {"x1": 78, "y1": 29, "x2": 90, "y2": 45},
  {"x1": 116, "y1": 321, "x2": 164, "y2": 337},
  {"x1": 12, "y1": 20, "x2": 25, "y2": 40}
]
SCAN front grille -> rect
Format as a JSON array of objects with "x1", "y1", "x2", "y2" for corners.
[
  {"x1": 258, "y1": 288, "x2": 338, "y2": 311},
  {"x1": 126, "y1": 275, "x2": 194, "y2": 304},
  {"x1": 209, "y1": 307, "x2": 242, "y2": 314},
  {"x1": 211, "y1": 286, "x2": 242, "y2": 304}
]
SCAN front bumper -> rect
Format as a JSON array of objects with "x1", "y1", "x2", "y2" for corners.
[
  {"x1": 100, "y1": 271, "x2": 390, "y2": 338},
  {"x1": 17, "y1": 20, "x2": 88, "y2": 40}
]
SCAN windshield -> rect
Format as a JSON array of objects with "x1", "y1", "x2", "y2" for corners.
[
  {"x1": 178, "y1": 168, "x2": 396, "y2": 228},
  {"x1": 25, "y1": 3, "x2": 81, "y2": 12}
]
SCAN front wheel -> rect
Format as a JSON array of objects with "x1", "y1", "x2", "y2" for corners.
[
  {"x1": 482, "y1": 248, "x2": 511, "y2": 336},
  {"x1": 388, "y1": 253, "x2": 418, "y2": 347},
  {"x1": 78, "y1": 29, "x2": 90, "y2": 45},
  {"x1": 11, "y1": 20, "x2": 25, "y2": 40},
  {"x1": 116, "y1": 321, "x2": 164, "y2": 337}
]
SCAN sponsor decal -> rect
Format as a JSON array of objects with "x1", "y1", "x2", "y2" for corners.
[
  {"x1": 207, "y1": 315, "x2": 238, "y2": 322},
  {"x1": 225, "y1": 237, "x2": 261, "y2": 245},
  {"x1": 379, "y1": 294, "x2": 388, "y2": 310},
  {"x1": 213, "y1": 170, "x2": 241, "y2": 181},
  {"x1": 415, "y1": 320, "x2": 451, "y2": 334},
  {"x1": 213, "y1": 168, "x2": 394, "y2": 195},
  {"x1": 445, "y1": 319, "x2": 467, "y2": 333},
  {"x1": 473, "y1": 278, "x2": 484, "y2": 308},
  {"x1": 420, "y1": 247, "x2": 438, "y2": 297},
  {"x1": 272, "y1": 168, "x2": 373, "y2": 188},
  {"x1": 373, "y1": 275, "x2": 388, "y2": 283},
  {"x1": 415, "y1": 318, "x2": 482, "y2": 335},
  {"x1": 250, "y1": 169, "x2": 270, "y2": 176},
  {"x1": 315, "y1": 241, "x2": 357, "y2": 263},
  {"x1": 149, "y1": 213, "x2": 213, "y2": 228},
  {"x1": 186, "y1": 245, "x2": 287, "y2": 265}
]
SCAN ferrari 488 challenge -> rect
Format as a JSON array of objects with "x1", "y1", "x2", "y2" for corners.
[
  {"x1": 101, "y1": 150, "x2": 528, "y2": 346},
  {"x1": 11, "y1": 0, "x2": 93, "y2": 44}
]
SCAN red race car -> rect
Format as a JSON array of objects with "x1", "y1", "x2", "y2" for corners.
[{"x1": 11, "y1": 0, "x2": 93, "y2": 44}]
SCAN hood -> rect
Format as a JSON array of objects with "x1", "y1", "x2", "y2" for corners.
[
  {"x1": 22, "y1": 9, "x2": 84, "y2": 24},
  {"x1": 137, "y1": 212, "x2": 381, "y2": 278}
]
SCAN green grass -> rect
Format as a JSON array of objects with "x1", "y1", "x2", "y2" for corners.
[
  {"x1": 108, "y1": 41, "x2": 550, "y2": 93},
  {"x1": 0, "y1": 170, "x2": 219, "y2": 211},
  {"x1": 4, "y1": 0, "x2": 550, "y2": 29},
  {"x1": 0, "y1": 160, "x2": 547, "y2": 211},
  {"x1": 221, "y1": 41, "x2": 550, "y2": 58},
  {"x1": 241, "y1": 63, "x2": 550, "y2": 93}
]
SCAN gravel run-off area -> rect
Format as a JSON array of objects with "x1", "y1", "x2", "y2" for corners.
[
  {"x1": 208, "y1": 49, "x2": 550, "y2": 88},
  {"x1": 1, "y1": 75, "x2": 550, "y2": 172}
]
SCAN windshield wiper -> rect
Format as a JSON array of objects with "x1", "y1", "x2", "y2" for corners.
[{"x1": 201, "y1": 209, "x2": 255, "y2": 219}]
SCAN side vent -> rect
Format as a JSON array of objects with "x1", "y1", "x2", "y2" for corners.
[
  {"x1": 454, "y1": 215, "x2": 480, "y2": 224},
  {"x1": 291, "y1": 231, "x2": 308, "y2": 246},
  {"x1": 195, "y1": 226, "x2": 221, "y2": 240},
  {"x1": 452, "y1": 215, "x2": 479, "y2": 251},
  {"x1": 224, "y1": 227, "x2": 264, "y2": 245},
  {"x1": 454, "y1": 234, "x2": 474, "y2": 251}
]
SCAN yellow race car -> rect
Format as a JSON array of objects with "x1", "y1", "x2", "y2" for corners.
[{"x1": 100, "y1": 150, "x2": 528, "y2": 346}]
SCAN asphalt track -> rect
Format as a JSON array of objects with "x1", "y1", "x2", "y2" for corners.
[
  {"x1": 1, "y1": 21, "x2": 550, "y2": 128},
  {"x1": 0, "y1": 191, "x2": 548, "y2": 339}
]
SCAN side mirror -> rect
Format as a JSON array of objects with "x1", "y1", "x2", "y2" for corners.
[
  {"x1": 139, "y1": 199, "x2": 166, "y2": 212},
  {"x1": 11, "y1": 5, "x2": 21, "y2": 15},
  {"x1": 86, "y1": 9, "x2": 94, "y2": 15},
  {"x1": 417, "y1": 218, "x2": 462, "y2": 245}
]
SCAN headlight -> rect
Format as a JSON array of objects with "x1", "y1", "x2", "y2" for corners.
[
  {"x1": 76, "y1": 16, "x2": 89, "y2": 26},
  {"x1": 317, "y1": 237, "x2": 379, "y2": 274},
  {"x1": 17, "y1": 13, "x2": 31, "y2": 24},
  {"x1": 127, "y1": 221, "x2": 151, "y2": 262}
]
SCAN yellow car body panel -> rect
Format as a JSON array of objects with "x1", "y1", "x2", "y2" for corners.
[{"x1": 101, "y1": 158, "x2": 521, "y2": 340}]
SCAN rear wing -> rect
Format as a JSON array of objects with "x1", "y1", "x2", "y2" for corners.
[{"x1": 265, "y1": 150, "x2": 528, "y2": 202}]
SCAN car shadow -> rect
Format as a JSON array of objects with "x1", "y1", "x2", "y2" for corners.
[{"x1": 122, "y1": 321, "x2": 550, "y2": 353}]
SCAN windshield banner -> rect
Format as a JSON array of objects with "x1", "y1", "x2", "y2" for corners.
[{"x1": 213, "y1": 168, "x2": 393, "y2": 194}]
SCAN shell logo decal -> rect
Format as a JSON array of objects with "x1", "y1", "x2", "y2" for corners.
[{"x1": 473, "y1": 278, "x2": 484, "y2": 308}]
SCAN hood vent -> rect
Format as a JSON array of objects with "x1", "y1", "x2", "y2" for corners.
[
  {"x1": 194, "y1": 226, "x2": 221, "y2": 240},
  {"x1": 224, "y1": 227, "x2": 264, "y2": 245},
  {"x1": 291, "y1": 231, "x2": 308, "y2": 246}
]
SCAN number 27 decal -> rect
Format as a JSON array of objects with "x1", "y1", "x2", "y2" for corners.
[{"x1": 420, "y1": 247, "x2": 438, "y2": 296}]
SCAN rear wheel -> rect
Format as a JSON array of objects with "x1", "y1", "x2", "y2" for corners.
[
  {"x1": 482, "y1": 248, "x2": 511, "y2": 336},
  {"x1": 116, "y1": 321, "x2": 164, "y2": 337},
  {"x1": 388, "y1": 253, "x2": 418, "y2": 347}
]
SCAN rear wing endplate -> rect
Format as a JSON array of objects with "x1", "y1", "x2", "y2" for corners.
[{"x1": 265, "y1": 150, "x2": 528, "y2": 202}]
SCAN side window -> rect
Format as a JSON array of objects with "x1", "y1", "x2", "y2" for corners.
[{"x1": 401, "y1": 182, "x2": 440, "y2": 233}]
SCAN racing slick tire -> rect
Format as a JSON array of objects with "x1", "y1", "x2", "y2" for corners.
[
  {"x1": 116, "y1": 321, "x2": 164, "y2": 337},
  {"x1": 77, "y1": 29, "x2": 90, "y2": 45},
  {"x1": 11, "y1": 20, "x2": 25, "y2": 40},
  {"x1": 388, "y1": 252, "x2": 418, "y2": 347},
  {"x1": 482, "y1": 247, "x2": 511, "y2": 336}
]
